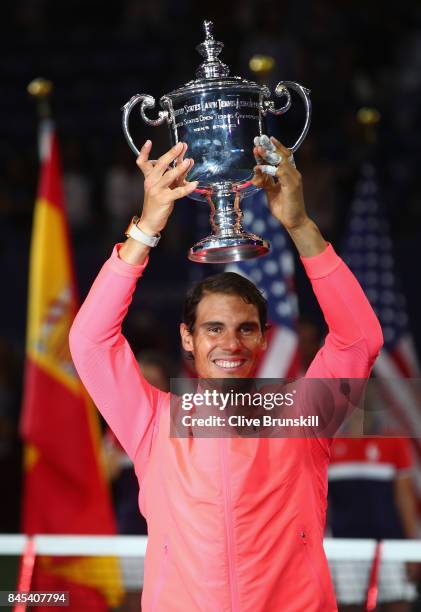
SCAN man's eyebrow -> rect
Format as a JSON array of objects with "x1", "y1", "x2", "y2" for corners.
[
  {"x1": 199, "y1": 320, "x2": 260, "y2": 328},
  {"x1": 237, "y1": 321, "x2": 261, "y2": 332},
  {"x1": 200, "y1": 320, "x2": 225, "y2": 327}
]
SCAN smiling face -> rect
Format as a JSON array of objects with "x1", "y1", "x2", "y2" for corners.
[{"x1": 180, "y1": 292, "x2": 267, "y2": 379}]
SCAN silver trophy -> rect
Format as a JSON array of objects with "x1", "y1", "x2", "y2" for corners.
[{"x1": 122, "y1": 20, "x2": 311, "y2": 263}]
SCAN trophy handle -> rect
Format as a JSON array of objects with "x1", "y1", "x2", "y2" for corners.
[
  {"x1": 264, "y1": 81, "x2": 312, "y2": 153},
  {"x1": 122, "y1": 94, "x2": 169, "y2": 156}
]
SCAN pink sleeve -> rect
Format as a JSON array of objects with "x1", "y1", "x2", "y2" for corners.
[
  {"x1": 301, "y1": 244, "x2": 383, "y2": 378},
  {"x1": 69, "y1": 244, "x2": 166, "y2": 464}
]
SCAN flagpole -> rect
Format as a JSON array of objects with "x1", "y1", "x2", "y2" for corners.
[
  {"x1": 357, "y1": 106, "x2": 380, "y2": 148},
  {"x1": 27, "y1": 78, "x2": 53, "y2": 118},
  {"x1": 27, "y1": 79, "x2": 54, "y2": 162},
  {"x1": 16, "y1": 79, "x2": 54, "y2": 609}
]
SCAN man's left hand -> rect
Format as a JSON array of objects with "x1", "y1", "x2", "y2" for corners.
[{"x1": 252, "y1": 137, "x2": 309, "y2": 231}]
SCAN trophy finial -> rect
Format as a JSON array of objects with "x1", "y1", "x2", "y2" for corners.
[
  {"x1": 203, "y1": 20, "x2": 214, "y2": 40},
  {"x1": 196, "y1": 20, "x2": 229, "y2": 79}
]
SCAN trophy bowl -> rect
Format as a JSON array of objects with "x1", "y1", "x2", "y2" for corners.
[{"x1": 122, "y1": 20, "x2": 311, "y2": 264}]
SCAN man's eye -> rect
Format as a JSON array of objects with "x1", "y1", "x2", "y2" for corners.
[
  {"x1": 208, "y1": 326, "x2": 222, "y2": 334},
  {"x1": 240, "y1": 326, "x2": 255, "y2": 335}
]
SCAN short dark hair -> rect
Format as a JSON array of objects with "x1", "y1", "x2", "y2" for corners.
[{"x1": 182, "y1": 272, "x2": 268, "y2": 333}]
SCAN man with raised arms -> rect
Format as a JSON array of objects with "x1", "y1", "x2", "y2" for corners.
[{"x1": 69, "y1": 137, "x2": 383, "y2": 611}]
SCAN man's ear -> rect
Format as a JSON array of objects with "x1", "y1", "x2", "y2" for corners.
[
  {"x1": 180, "y1": 323, "x2": 194, "y2": 354},
  {"x1": 261, "y1": 331, "x2": 268, "y2": 352}
]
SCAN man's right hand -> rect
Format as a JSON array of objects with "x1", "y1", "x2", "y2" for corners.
[{"x1": 136, "y1": 140, "x2": 198, "y2": 236}]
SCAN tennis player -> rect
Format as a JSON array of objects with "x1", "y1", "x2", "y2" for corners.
[{"x1": 69, "y1": 138, "x2": 383, "y2": 611}]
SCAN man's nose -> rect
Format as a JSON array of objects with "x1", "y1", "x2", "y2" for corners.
[{"x1": 220, "y1": 331, "x2": 242, "y2": 352}]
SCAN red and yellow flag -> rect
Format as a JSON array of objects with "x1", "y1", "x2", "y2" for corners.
[{"x1": 20, "y1": 120, "x2": 123, "y2": 609}]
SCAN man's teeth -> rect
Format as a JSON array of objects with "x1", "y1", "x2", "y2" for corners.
[{"x1": 214, "y1": 360, "x2": 244, "y2": 369}]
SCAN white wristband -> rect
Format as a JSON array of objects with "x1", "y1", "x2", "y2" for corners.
[{"x1": 125, "y1": 217, "x2": 161, "y2": 247}]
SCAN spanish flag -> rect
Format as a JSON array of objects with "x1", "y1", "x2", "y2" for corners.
[{"x1": 20, "y1": 119, "x2": 123, "y2": 609}]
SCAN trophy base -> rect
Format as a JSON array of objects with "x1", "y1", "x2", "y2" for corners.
[{"x1": 188, "y1": 233, "x2": 270, "y2": 264}]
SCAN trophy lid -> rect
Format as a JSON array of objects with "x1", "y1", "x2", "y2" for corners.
[
  {"x1": 163, "y1": 20, "x2": 264, "y2": 102},
  {"x1": 195, "y1": 20, "x2": 229, "y2": 79}
]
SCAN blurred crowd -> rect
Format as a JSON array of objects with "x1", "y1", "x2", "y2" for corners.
[{"x1": 2, "y1": 0, "x2": 421, "y2": 237}]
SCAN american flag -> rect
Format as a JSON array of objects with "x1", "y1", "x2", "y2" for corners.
[
  {"x1": 226, "y1": 190, "x2": 300, "y2": 377},
  {"x1": 341, "y1": 162, "x2": 421, "y2": 501}
]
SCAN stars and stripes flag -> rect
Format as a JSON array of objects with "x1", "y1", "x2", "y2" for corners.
[
  {"x1": 227, "y1": 190, "x2": 300, "y2": 377},
  {"x1": 341, "y1": 162, "x2": 421, "y2": 504}
]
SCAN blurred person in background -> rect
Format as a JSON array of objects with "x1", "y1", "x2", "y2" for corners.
[
  {"x1": 104, "y1": 145, "x2": 144, "y2": 241},
  {"x1": 62, "y1": 140, "x2": 93, "y2": 236},
  {"x1": 328, "y1": 404, "x2": 418, "y2": 612},
  {"x1": 297, "y1": 135, "x2": 336, "y2": 238}
]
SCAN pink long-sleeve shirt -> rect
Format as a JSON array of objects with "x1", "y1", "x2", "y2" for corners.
[{"x1": 69, "y1": 243, "x2": 383, "y2": 612}]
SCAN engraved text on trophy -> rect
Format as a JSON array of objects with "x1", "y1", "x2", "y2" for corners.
[{"x1": 171, "y1": 93, "x2": 260, "y2": 184}]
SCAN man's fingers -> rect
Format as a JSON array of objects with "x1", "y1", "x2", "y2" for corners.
[
  {"x1": 136, "y1": 140, "x2": 154, "y2": 176},
  {"x1": 259, "y1": 165, "x2": 278, "y2": 177},
  {"x1": 276, "y1": 162, "x2": 300, "y2": 177},
  {"x1": 255, "y1": 145, "x2": 278, "y2": 165},
  {"x1": 161, "y1": 158, "x2": 194, "y2": 187},
  {"x1": 177, "y1": 161, "x2": 194, "y2": 186},
  {"x1": 174, "y1": 144, "x2": 189, "y2": 186},
  {"x1": 275, "y1": 163, "x2": 301, "y2": 188},
  {"x1": 270, "y1": 136, "x2": 292, "y2": 159},
  {"x1": 172, "y1": 181, "x2": 199, "y2": 200},
  {"x1": 253, "y1": 146, "x2": 265, "y2": 164},
  {"x1": 151, "y1": 142, "x2": 185, "y2": 178},
  {"x1": 175, "y1": 143, "x2": 187, "y2": 167},
  {"x1": 252, "y1": 166, "x2": 275, "y2": 189}
]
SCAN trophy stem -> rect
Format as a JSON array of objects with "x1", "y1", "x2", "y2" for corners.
[
  {"x1": 208, "y1": 190, "x2": 242, "y2": 237},
  {"x1": 188, "y1": 188, "x2": 270, "y2": 264}
]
